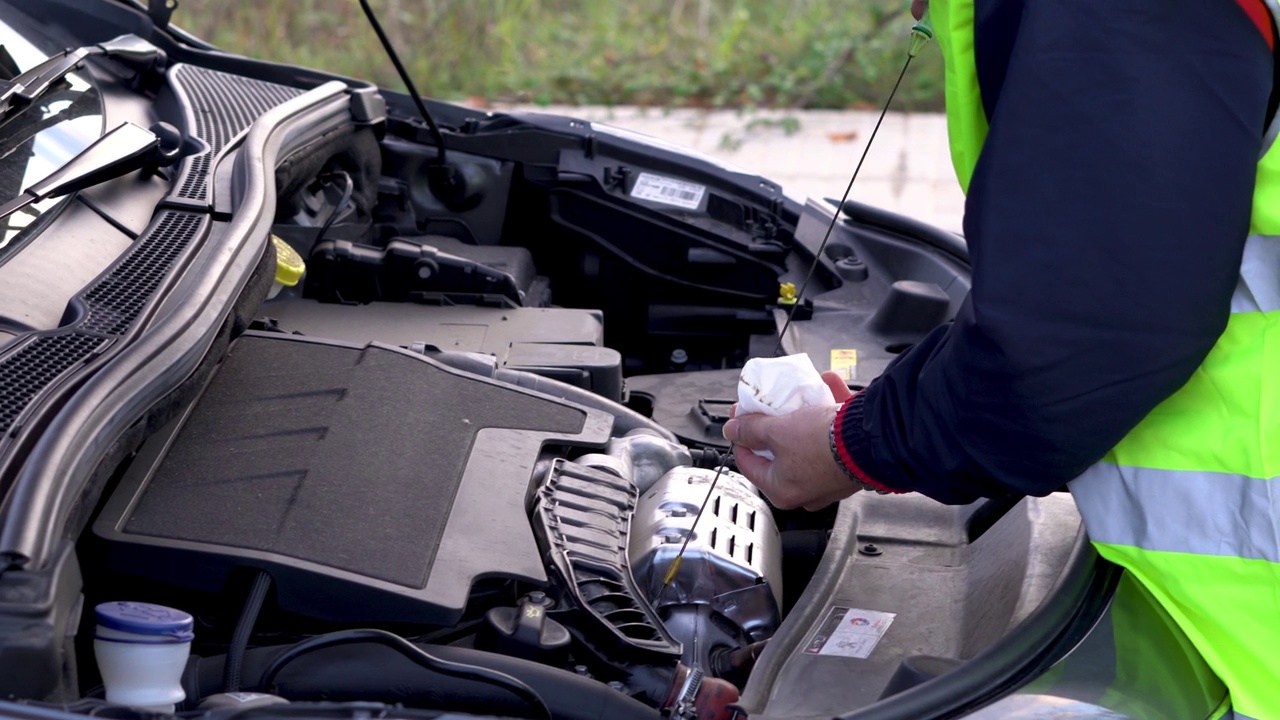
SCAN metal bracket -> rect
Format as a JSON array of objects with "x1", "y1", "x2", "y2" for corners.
[{"x1": 147, "y1": 0, "x2": 178, "y2": 30}]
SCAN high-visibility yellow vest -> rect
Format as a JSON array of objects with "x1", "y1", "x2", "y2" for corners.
[{"x1": 930, "y1": 2, "x2": 1280, "y2": 717}]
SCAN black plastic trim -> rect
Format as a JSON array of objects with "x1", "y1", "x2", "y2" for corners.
[
  {"x1": 840, "y1": 199, "x2": 970, "y2": 265},
  {"x1": 0, "y1": 82, "x2": 352, "y2": 570},
  {"x1": 532, "y1": 459, "x2": 683, "y2": 661}
]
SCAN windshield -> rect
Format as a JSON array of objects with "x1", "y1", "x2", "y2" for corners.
[{"x1": 0, "y1": 14, "x2": 102, "y2": 256}]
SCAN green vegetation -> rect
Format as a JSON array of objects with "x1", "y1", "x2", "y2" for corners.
[{"x1": 174, "y1": 0, "x2": 943, "y2": 111}]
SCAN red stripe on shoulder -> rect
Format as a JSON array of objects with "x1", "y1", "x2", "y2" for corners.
[{"x1": 1236, "y1": 0, "x2": 1275, "y2": 51}]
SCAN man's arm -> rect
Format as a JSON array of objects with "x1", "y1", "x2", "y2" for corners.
[{"x1": 837, "y1": 0, "x2": 1274, "y2": 503}]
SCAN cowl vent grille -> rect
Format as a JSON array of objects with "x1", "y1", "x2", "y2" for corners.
[
  {"x1": 81, "y1": 212, "x2": 205, "y2": 335},
  {"x1": 0, "y1": 210, "x2": 206, "y2": 435},
  {"x1": 0, "y1": 333, "x2": 109, "y2": 433},
  {"x1": 170, "y1": 64, "x2": 303, "y2": 202}
]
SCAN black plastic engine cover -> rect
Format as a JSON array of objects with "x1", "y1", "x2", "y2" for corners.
[{"x1": 92, "y1": 333, "x2": 612, "y2": 624}]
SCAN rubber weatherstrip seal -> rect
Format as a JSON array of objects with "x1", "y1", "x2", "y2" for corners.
[{"x1": 838, "y1": 198, "x2": 970, "y2": 266}]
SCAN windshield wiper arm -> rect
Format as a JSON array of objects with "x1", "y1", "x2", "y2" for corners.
[
  {"x1": 0, "y1": 35, "x2": 162, "y2": 120},
  {"x1": 0, "y1": 120, "x2": 181, "y2": 223}
]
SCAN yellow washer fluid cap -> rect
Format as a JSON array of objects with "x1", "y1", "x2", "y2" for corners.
[{"x1": 271, "y1": 235, "x2": 305, "y2": 287}]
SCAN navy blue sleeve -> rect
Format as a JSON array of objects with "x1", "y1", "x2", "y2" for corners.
[{"x1": 838, "y1": 0, "x2": 1273, "y2": 503}]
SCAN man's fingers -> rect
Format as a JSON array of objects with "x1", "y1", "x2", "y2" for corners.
[
  {"x1": 731, "y1": 439, "x2": 801, "y2": 509},
  {"x1": 726, "y1": 403, "x2": 853, "y2": 513},
  {"x1": 722, "y1": 413, "x2": 776, "y2": 450},
  {"x1": 733, "y1": 445, "x2": 773, "y2": 483},
  {"x1": 732, "y1": 446, "x2": 807, "y2": 510},
  {"x1": 820, "y1": 371, "x2": 854, "y2": 403}
]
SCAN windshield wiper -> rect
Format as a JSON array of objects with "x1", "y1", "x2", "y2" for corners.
[
  {"x1": 0, "y1": 34, "x2": 162, "y2": 122},
  {"x1": 0, "y1": 120, "x2": 181, "y2": 222}
]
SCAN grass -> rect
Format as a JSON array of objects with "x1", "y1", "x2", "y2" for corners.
[{"x1": 172, "y1": 0, "x2": 944, "y2": 111}]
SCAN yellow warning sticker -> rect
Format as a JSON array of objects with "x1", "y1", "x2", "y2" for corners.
[{"x1": 830, "y1": 349, "x2": 858, "y2": 381}]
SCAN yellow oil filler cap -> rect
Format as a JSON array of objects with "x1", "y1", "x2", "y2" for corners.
[{"x1": 269, "y1": 235, "x2": 305, "y2": 299}]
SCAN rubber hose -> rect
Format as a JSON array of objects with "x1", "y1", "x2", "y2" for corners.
[
  {"x1": 781, "y1": 529, "x2": 831, "y2": 557},
  {"x1": 184, "y1": 643, "x2": 662, "y2": 720},
  {"x1": 255, "y1": 629, "x2": 550, "y2": 720},
  {"x1": 711, "y1": 640, "x2": 768, "y2": 688},
  {"x1": 225, "y1": 570, "x2": 273, "y2": 693},
  {"x1": 689, "y1": 448, "x2": 728, "y2": 469}
]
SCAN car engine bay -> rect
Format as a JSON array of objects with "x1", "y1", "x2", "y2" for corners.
[
  {"x1": 0, "y1": 3, "x2": 1093, "y2": 719},
  {"x1": 62, "y1": 99, "x2": 1077, "y2": 718}
]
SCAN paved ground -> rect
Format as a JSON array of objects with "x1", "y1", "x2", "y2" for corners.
[{"x1": 493, "y1": 105, "x2": 967, "y2": 233}]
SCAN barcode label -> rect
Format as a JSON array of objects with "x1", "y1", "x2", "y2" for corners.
[{"x1": 630, "y1": 172, "x2": 706, "y2": 210}]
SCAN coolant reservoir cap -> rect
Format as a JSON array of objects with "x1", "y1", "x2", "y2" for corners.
[
  {"x1": 94, "y1": 602, "x2": 194, "y2": 641},
  {"x1": 271, "y1": 235, "x2": 306, "y2": 288}
]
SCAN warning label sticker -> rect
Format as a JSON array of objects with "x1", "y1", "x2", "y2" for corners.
[
  {"x1": 630, "y1": 172, "x2": 706, "y2": 210},
  {"x1": 829, "y1": 349, "x2": 858, "y2": 382},
  {"x1": 802, "y1": 606, "x2": 896, "y2": 659}
]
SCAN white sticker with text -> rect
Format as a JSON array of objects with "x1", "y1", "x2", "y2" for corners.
[
  {"x1": 802, "y1": 606, "x2": 896, "y2": 659},
  {"x1": 630, "y1": 172, "x2": 706, "y2": 210}
]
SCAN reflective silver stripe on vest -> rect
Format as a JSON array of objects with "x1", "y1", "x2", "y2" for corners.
[
  {"x1": 1231, "y1": 234, "x2": 1280, "y2": 313},
  {"x1": 1070, "y1": 463, "x2": 1280, "y2": 562}
]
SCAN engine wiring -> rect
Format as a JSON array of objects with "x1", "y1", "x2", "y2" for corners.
[
  {"x1": 224, "y1": 571, "x2": 274, "y2": 694},
  {"x1": 254, "y1": 628, "x2": 552, "y2": 720},
  {"x1": 312, "y1": 170, "x2": 355, "y2": 248}
]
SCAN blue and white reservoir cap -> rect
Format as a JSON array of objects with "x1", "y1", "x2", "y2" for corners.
[{"x1": 94, "y1": 602, "x2": 194, "y2": 642}]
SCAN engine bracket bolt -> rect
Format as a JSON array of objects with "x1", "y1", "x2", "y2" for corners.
[{"x1": 859, "y1": 543, "x2": 883, "y2": 556}]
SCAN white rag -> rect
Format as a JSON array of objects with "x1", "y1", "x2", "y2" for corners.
[{"x1": 736, "y1": 354, "x2": 836, "y2": 459}]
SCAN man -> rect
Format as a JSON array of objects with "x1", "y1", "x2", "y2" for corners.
[{"x1": 723, "y1": 1, "x2": 1280, "y2": 717}]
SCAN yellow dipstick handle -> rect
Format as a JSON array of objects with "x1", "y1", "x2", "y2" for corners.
[{"x1": 658, "y1": 447, "x2": 733, "y2": 602}]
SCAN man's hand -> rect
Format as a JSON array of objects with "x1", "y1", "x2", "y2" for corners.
[{"x1": 724, "y1": 372, "x2": 859, "y2": 511}]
